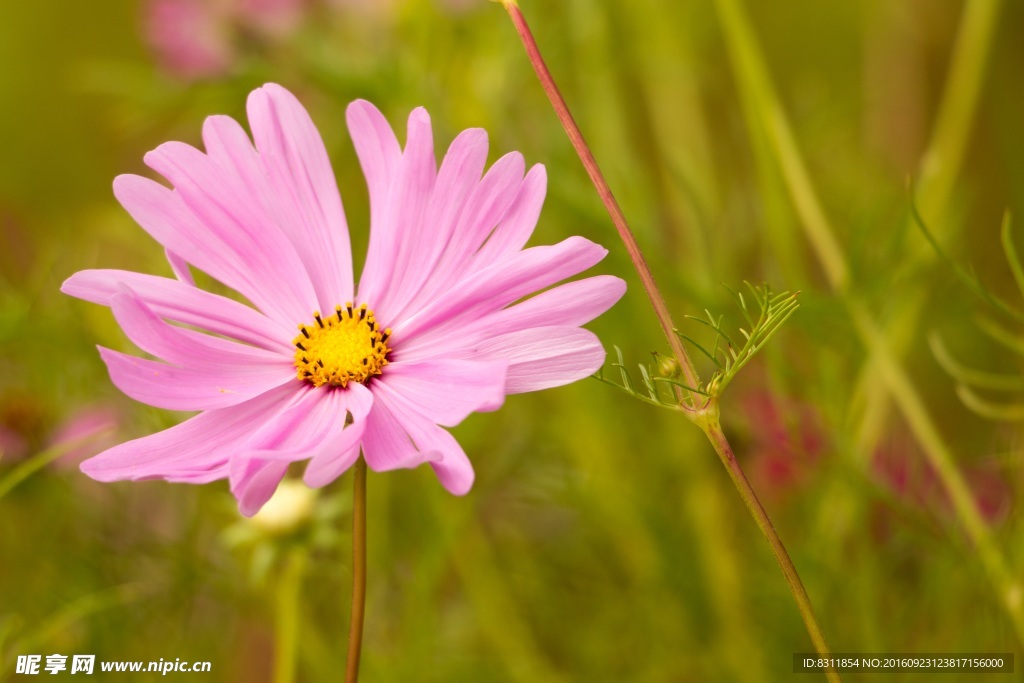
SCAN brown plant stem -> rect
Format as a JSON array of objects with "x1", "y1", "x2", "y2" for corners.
[
  {"x1": 500, "y1": 0, "x2": 700, "y2": 399},
  {"x1": 701, "y1": 411, "x2": 842, "y2": 683},
  {"x1": 499, "y1": 2, "x2": 841, "y2": 678},
  {"x1": 345, "y1": 458, "x2": 367, "y2": 683}
]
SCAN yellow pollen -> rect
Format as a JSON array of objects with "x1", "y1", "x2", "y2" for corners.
[{"x1": 293, "y1": 303, "x2": 391, "y2": 388}]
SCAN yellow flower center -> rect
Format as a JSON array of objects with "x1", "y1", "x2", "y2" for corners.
[{"x1": 293, "y1": 303, "x2": 391, "y2": 388}]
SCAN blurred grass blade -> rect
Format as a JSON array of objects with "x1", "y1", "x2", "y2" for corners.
[
  {"x1": 0, "y1": 429, "x2": 112, "y2": 502},
  {"x1": 955, "y1": 385, "x2": 1024, "y2": 421},
  {"x1": 914, "y1": 0, "x2": 1004, "y2": 227},
  {"x1": 1000, "y1": 213, "x2": 1024, "y2": 300},
  {"x1": 977, "y1": 316, "x2": 1024, "y2": 356},
  {"x1": 911, "y1": 200, "x2": 1024, "y2": 322},
  {"x1": 13, "y1": 583, "x2": 145, "y2": 655},
  {"x1": 928, "y1": 332, "x2": 1024, "y2": 391},
  {"x1": 849, "y1": 0, "x2": 1006, "y2": 512},
  {"x1": 714, "y1": 0, "x2": 848, "y2": 290}
]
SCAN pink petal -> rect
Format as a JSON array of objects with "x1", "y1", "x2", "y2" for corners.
[
  {"x1": 114, "y1": 174, "x2": 274, "y2": 313},
  {"x1": 303, "y1": 383, "x2": 373, "y2": 488},
  {"x1": 382, "y1": 127, "x2": 489, "y2": 323},
  {"x1": 433, "y1": 151, "x2": 524, "y2": 274},
  {"x1": 428, "y1": 128, "x2": 489, "y2": 248},
  {"x1": 474, "y1": 326, "x2": 607, "y2": 394},
  {"x1": 164, "y1": 248, "x2": 195, "y2": 285},
  {"x1": 62, "y1": 269, "x2": 293, "y2": 353},
  {"x1": 80, "y1": 384, "x2": 297, "y2": 482},
  {"x1": 485, "y1": 275, "x2": 626, "y2": 333},
  {"x1": 109, "y1": 289, "x2": 289, "y2": 368},
  {"x1": 360, "y1": 386, "x2": 441, "y2": 473},
  {"x1": 472, "y1": 164, "x2": 547, "y2": 270},
  {"x1": 426, "y1": 431, "x2": 474, "y2": 495},
  {"x1": 200, "y1": 114, "x2": 294, "y2": 236},
  {"x1": 358, "y1": 107, "x2": 436, "y2": 320},
  {"x1": 240, "y1": 384, "x2": 352, "y2": 461},
  {"x1": 397, "y1": 151, "x2": 526, "y2": 319},
  {"x1": 98, "y1": 347, "x2": 296, "y2": 411},
  {"x1": 230, "y1": 457, "x2": 291, "y2": 517},
  {"x1": 247, "y1": 84, "x2": 354, "y2": 308},
  {"x1": 225, "y1": 387, "x2": 349, "y2": 516},
  {"x1": 142, "y1": 139, "x2": 319, "y2": 323},
  {"x1": 234, "y1": 385, "x2": 368, "y2": 490},
  {"x1": 377, "y1": 359, "x2": 506, "y2": 427},
  {"x1": 395, "y1": 236, "x2": 608, "y2": 340},
  {"x1": 399, "y1": 275, "x2": 626, "y2": 362},
  {"x1": 110, "y1": 175, "x2": 313, "y2": 327},
  {"x1": 370, "y1": 383, "x2": 474, "y2": 494},
  {"x1": 346, "y1": 100, "x2": 401, "y2": 282},
  {"x1": 426, "y1": 430, "x2": 474, "y2": 495}
]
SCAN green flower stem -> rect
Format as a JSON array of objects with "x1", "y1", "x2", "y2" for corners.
[
  {"x1": 274, "y1": 549, "x2": 306, "y2": 683},
  {"x1": 499, "y1": 0, "x2": 701, "y2": 401},
  {"x1": 714, "y1": 0, "x2": 1024, "y2": 645},
  {"x1": 500, "y1": 1, "x2": 840, "y2": 673},
  {"x1": 345, "y1": 458, "x2": 367, "y2": 683},
  {"x1": 697, "y1": 407, "x2": 841, "y2": 683}
]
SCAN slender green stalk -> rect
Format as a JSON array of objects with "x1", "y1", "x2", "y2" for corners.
[
  {"x1": 499, "y1": 0, "x2": 700, "y2": 400},
  {"x1": 714, "y1": 0, "x2": 1024, "y2": 645},
  {"x1": 274, "y1": 549, "x2": 306, "y2": 683},
  {"x1": 345, "y1": 458, "x2": 367, "y2": 683},
  {"x1": 499, "y1": 1, "x2": 840, "y2": 674},
  {"x1": 697, "y1": 409, "x2": 841, "y2": 683}
]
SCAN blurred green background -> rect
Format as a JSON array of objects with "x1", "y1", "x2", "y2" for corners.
[{"x1": 2, "y1": 0, "x2": 1024, "y2": 680}]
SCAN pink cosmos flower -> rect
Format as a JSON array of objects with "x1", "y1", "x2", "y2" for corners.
[
  {"x1": 145, "y1": 0, "x2": 305, "y2": 80},
  {"x1": 146, "y1": 0, "x2": 235, "y2": 80},
  {"x1": 47, "y1": 406, "x2": 121, "y2": 470},
  {"x1": 62, "y1": 84, "x2": 625, "y2": 516}
]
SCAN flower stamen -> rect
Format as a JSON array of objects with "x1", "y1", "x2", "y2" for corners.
[{"x1": 293, "y1": 303, "x2": 391, "y2": 388}]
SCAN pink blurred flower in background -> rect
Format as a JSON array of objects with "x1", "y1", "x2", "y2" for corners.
[
  {"x1": 0, "y1": 392, "x2": 47, "y2": 464},
  {"x1": 146, "y1": 0, "x2": 235, "y2": 80},
  {"x1": 63, "y1": 84, "x2": 625, "y2": 515},
  {"x1": 872, "y1": 435, "x2": 1011, "y2": 525},
  {"x1": 47, "y1": 406, "x2": 121, "y2": 470},
  {"x1": 0, "y1": 398, "x2": 118, "y2": 474},
  {"x1": 145, "y1": 0, "x2": 305, "y2": 80},
  {"x1": 236, "y1": 0, "x2": 305, "y2": 37},
  {"x1": 324, "y1": 0, "x2": 396, "y2": 15},
  {"x1": 740, "y1": 390, "x2": 826, "y2": 499},
  {"x1": 0, "y1": 425, "x2": 27, "y2": 463}
]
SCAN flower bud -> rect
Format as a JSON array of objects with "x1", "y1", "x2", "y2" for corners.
[
  {"x1": 248, "y1": 480, "x2": 316, "y2": 535},
  {"x1": 655, "y1": 353, "x2": 681, "y2": 378}
]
